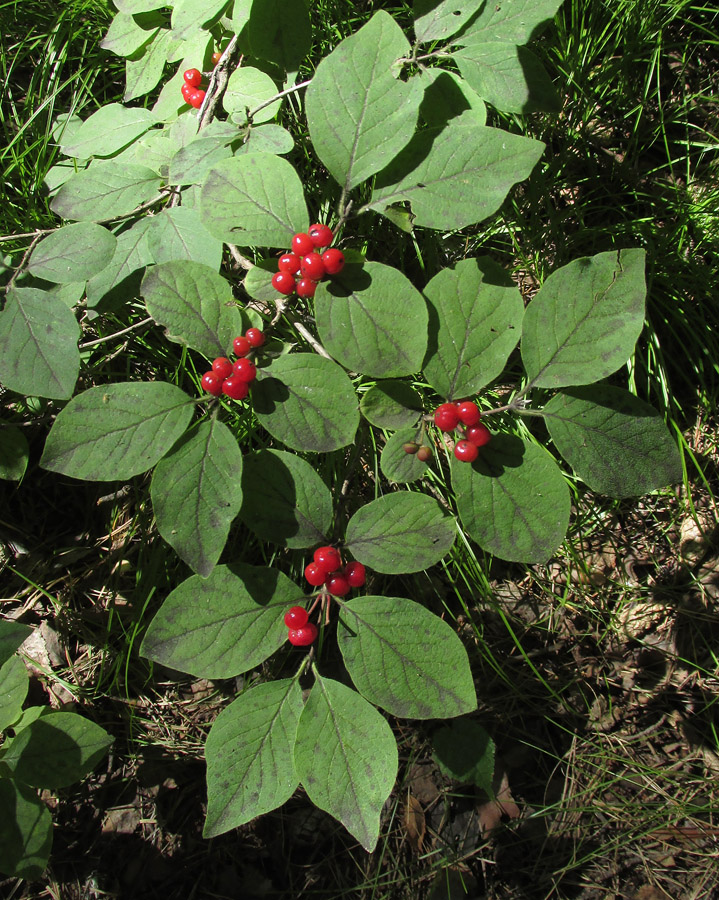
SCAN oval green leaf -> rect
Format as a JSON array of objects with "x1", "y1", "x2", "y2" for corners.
[
  {"x1": 360, "y1": 380, "x2": 423, "y2": 429},
  {"x1": 380, "y1": 427, "x2": 428, "y2": 483},
  {"x1": 51, "y1": 161, "x2": 162, "y2": 222},
  {"x1": 59, "y1": 103, "x2": 157, "y2": 159},
  {"x1": 146, "y1": 207, "x2": 223, "y2": 270},
  {"x1": 0, "y1": 424, "x2": 30, "y2": 481},
  {"x1": 27, "y1": 223, "x2": 117, "y2": 283},
  {"x1": 0, "y1": 780, "x2": 53, "y2": 880}
]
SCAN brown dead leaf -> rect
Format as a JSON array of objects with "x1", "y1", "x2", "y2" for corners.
[
  {"x1": 102, "y1": 804, "x2": 142, "y2": 834},
  {"x1": 631, "y1": 886, "x2": 672, "y2": 900},
  {"x1": 403, "y1": 793, "x2": 426, "y2": 853},
  {"x1": 477, "y1": 769, "x2": 520, "y2": 838},
  {"x1": 407, "y1": 761, "x2": 441, "y2": 805}
]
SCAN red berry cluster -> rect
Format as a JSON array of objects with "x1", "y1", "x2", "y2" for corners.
[
  {"x1": 433, "y1": 401, "x2": 491, "y2": 463},
  {"x1": 271, "y1": 227, "x2": 345, "y2": 300},
  {"x1": 200, "y1": 328, "x2": 265, "y2": 401},
  {"x1": 284, "y1": 606, "x2": 317, "y2": 647},
  {"x1": 181, "y1": 68, "x2": 205, "y2": 109},
  {"x1": 304, "y1": 546, "x2": 366, "y2": 598}
]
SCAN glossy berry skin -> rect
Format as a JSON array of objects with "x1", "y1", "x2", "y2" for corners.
[
  {"x1": 456, "y1": 401, "x2": 481, "y2": 426},
  {"x1": 291, "y1": 232, "x2": 315, "y2": 256},
  {"x1": 222, "y1": 377, "x2": 249, "y2": 400},
  {"x1": 417, "y1": 445, "x2": 433, "y2": 462},
  {"x1": 321, "y1": 248, "x2": 345, "y2": 275},
  {"x1": 232, "y1": 358, "x2": 257, "y2": 382},
  {"x1": 271, "y1": 271, "x2": 296, "y2": 295},
  {"x1": 233, "y1": 335, "x2": 251, "y2": 357},
  {"x1": 296, "y1": 278, "x2": 317, "y2": 299},
  {"x1": 284, "y1": 606, "x2": 308, "y2": 628},
  {"x1": 403, "y1": 442, "x2": 419, "y2": 454},
  {"x1": 304, "y1": 562, "x2": 327, "y2": 586},
  {"x1": 308, "y1": 224, "x2": 333, "y2": 248},
  {"x1": 314, "y1": 545, "x2": 341, "y2": 574},
  {"x1": 201, "y1": 371, "x2": 223, "y2": 396},
  {"x1": 344, "y1": 562, "x2": 366, "y2": 588},
  {"x1": 188, "y1": 88, "x2": 205, "y2": 109},
  {"x1": 454, "y1": 439, "x2": 479, "y2": 463},
  {"x1": 326, "y1": 573, "x2": 351, "y2": 597},
  {"x1": 245, "y1": 328, "x2": 265, "y2": 348},
  {"x1": 434, "y1": 402, "x2": 460, "y2": 431},
  {"x1": 465, "y1": 422, "x2": 491, "y2": 447},
  {"x1": 183, "y1": 68, "x2": 202, "y2": 87},
  {"x1": 211, "y1": 51, "x2": 222, "y2": 66},
  {"x1": 300, "y1": 253, "x2": 326, "y2": 281},
  {"x1": 212, "y1": 357, "x2": 234, "y2": 380},
  {"x1": 278, "y1": 252, "x2": 300, "y2": 274},
  {"x1": 181, "y1": 82, "x2": 194, "y2": 103},
  {"x1": 288, "y1": 623, "x2": 317, "y2": 647}
]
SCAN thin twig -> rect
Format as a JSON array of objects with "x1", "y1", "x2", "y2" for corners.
[
  {"x1": 78, "y1": 317, "x2": 154, "y2": 350},
  {"x1": 247, "y1": 79, "x2": 312, "y2": 121},
  {"x1": 227, "y1": 244, "x2": 253, "y2": 271},
  {"x1": 5, "y1": 233, "x2": 44, "y2": 293},
  {"x1": 198, "y1": 36, "x2": 242, "y2": 131},
  {"x1": 291, "y1": 319, "x2": 332, "y2": 359}
]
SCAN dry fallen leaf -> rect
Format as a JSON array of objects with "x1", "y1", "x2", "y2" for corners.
[
  {"x1": 477, "y1": 769, "x2": 520, "y2": 837},
  {"x1": 403, "y1": 793, "x2": 426, "y2": 853}
]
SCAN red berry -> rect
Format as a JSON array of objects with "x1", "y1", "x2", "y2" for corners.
[
  {"x1": 244, "y1": 328, "x2": 265, "y2": 348},
  {"x1": 304, "y1": 562, "x2": 327, "y2": 586},
  {"x1": 232, "y1": 358, "x2": 257, "y2": 382},
  {"x1": 271, "y1": 271, "x2": 296, "y2": 295},
  {"x1": 278, "y1": 253, "x2": 300, "y2": 274},
  {"x1": 211, "y1": 51, "x2": 222, "y2": 66},
  {"x1": 417, "y1": 445, "x2": 433, "y2": 462},
  {"x1": 403, "y1": 442, "x2": 419, "y2": 454},
  {"x1": 222, "y1": 377, "x2": 249, "y2": 400},
  {"x1": 344, "y1": 562, "x2": 366, "y2": 588},
  {"x1": 300, "y1": 253, "x2": 326, "y2": 281},
  {"x1": 284, "y1": 606, "x2": 309, "y2": 628},
  {"x1": 454, "y1": 439, "x2": 479, "y2": 463},
  {"x1": 181, "y1": 82, "x2": 194, "y2": 103},
  {"x1": 201, "y1": 371, "x2": 223, "y2": 396},
  {"x1": 183, "y1": 68, "x2": 202, "y2": 87},
  {"x1": 296, "y1": 278, "x2": 317, "y2": 299},
  {"x1": 291, "y1": 232, "x2": 314, "y2": 256},
  {"x1": 188, "y1": 88, "x2": 205, "y2": 109},
  {"x1": 321, "y1": 248, "x2": 345, "y2": 275},
  {"x1": 212, "y1": 357, "x2": 233, "y2": 380},
  {"x1": 288, "y1": 623, "x2": 317, "y2": 646},
  {"x1": 308, "y1": 224, "x2": 333, "y2": 248},
  {"x1": 326, "y1": 573, "x2": 351, "y2": 597},
  {"x1": 314, "y1": 546, "x2": 341, "y2": 574},
  {"x1": 465, "y1": 422, "x2": 492, "y2": 447},
  {"x1": 434, "y1": 402, "x2": 460, "y2": 431},
  {"x1": 233, "y1": 335, "x2": 251, "y2": 357},
  {"x1": 456, "y1": 401, "x2": 481, "y2": 426}
]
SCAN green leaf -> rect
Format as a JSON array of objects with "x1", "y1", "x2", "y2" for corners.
[
  {"x1": 168, "y1": 136, "x2": 233, "y2": 186},
  {"x1": 0, "y1": 655, "x2": 29, "y2": 732},
  {"x1": 27, "y1": 223, "x2": 117, "y2": 283},
  {"x1": 423, "y1": 257, "x2": 523, "y2": 399},
  {"x1": 432, "y1": 720, "x2": 494, "y2": 791},
  {"x1": 360, "y1": 380, "x2": 423, "y2": 429},
  {"x1": 151, "y1": 35, "x2": 213, "y2": 121},
  {"x1": 1, "y1": 712, "x2": 113, "y2": 789},
  {"x1": 223, "y1": 66, "x2": 281, "y2": 123},
  {"x1": 199, "y1": 153, "x2": 308, "y2": 247},
  {"x1": 338, "y1": 596, "x2": 476, "y2": 718},
  {"x1": 0, "y1": 619, "x2": 32, "y2": 667},
  {"x1": 141, "y1": 260, "x2": 242, "y2": 357},
  {"x1": 366, "y1": 121, "x2": 544, "y2": 230},
  {"x1": 380, "y1": 427, "x2": 428, "y2": 483},
  {"x1": 252, "y1": 354, "x2": 359, "y2": 453},
  {"x1": 454, "y1": 42, "x2": 560, "y2": 113},
  {"x1": 305, "y1": 11, "x2": 422, "y2": 191},
  {"x1": 416, "y1": 68, "x2": 486, "y2": 128},
  {"x1": 0, "y1": 288, "x2": 80, "y2": 400},
  {"x1": 151, "y1": 419, "x2": 243, "y2": 576},
  {"x1": 140, "y1": 564, "x2": 304, "y2": 678},
  {"x1": 0, "y1": 425, "x2": 29, "y2": 481},
  {"x1": 40, "y1": 382, "x2": 194, "y2": 481},
  {"x1": 315, "y1": 262, "x2": 428, "y2": 378},
  {"x1": 242, "y1": 260, "x2": 280, "y2": 305},
  {"x1": 236, "y1": 124, "x2": 294, "y2": 156},
  {"x1": 456, "y1": 0, "x2": 564, "y2": 44},
  {"x1": 59, "y1": 104, "x2": 157, "y2": 159},
  {"x1": 345, "y1": 492, "x2": 455, "y2": 574},
  {"x1": 521, "y1": 249, "x2": 647, "y2": 388},
  {"x1": 114, "y1": 128, "x2": 176, "y2": 174},
  {"x1": 124, "y1": 28, "x2": 174, "y2": 101},
  {"x1": 0, "y1": 780, "x2": 52, "y2": 880},
  {"x1": 51, "y1": 161, "x2": 162, "y2": 222},
  {"x1": 542, "y1": 385, "x2": 683, "y2": 498},
  {"x1": 85, "y1": 217, "x2": 154, "y2": 308},
  {"x1": 413, "y1": 0, "x2": 484, "y2": 43},
  {"x1": 204, "y1": 679, "x2": 303, "y2": 837},
  {"x1": 239, "y1": 449, "x2": 332, "y2": 549},
  {"x1": 100, "y1": 10, "x2": 164, "y2": 57},
  {"x1": 247, "y1": 0, "x2": 311, "y2": 71},
  {"x1": 171, "y1": 0, "x2": 229, "y2": 39},
  {"x1": 452, "y1": 433, "x2": 570, "y2": 563},
  {"x1": 146, "y1": 207, "x2": 223, "y2": 270},
  {"x1": 115, "y1": 0, "x2": 166, "y2": 11},
  {"x1": 294, "y1": 673, "x2": 398, "y2": 852}
]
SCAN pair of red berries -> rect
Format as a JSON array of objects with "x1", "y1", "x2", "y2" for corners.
[
  {"x1": 201, "y1": 328, "x2": 265, "y2": 400},
  {"x1": 182, "y1": 68, "x2": 205, "y2": 109},
  {"x1": 284, "y1": 606, "x2": 317, "y2": 647},
  {"x1": 304, "y1": 546, "x2": 366, "y2": 597},
  {"x1": 271, "y1": 227, "x2": 345, "y2": 299},
  {"x1": 433, "y1": 401, "x2": 492, "y2": 463}
]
